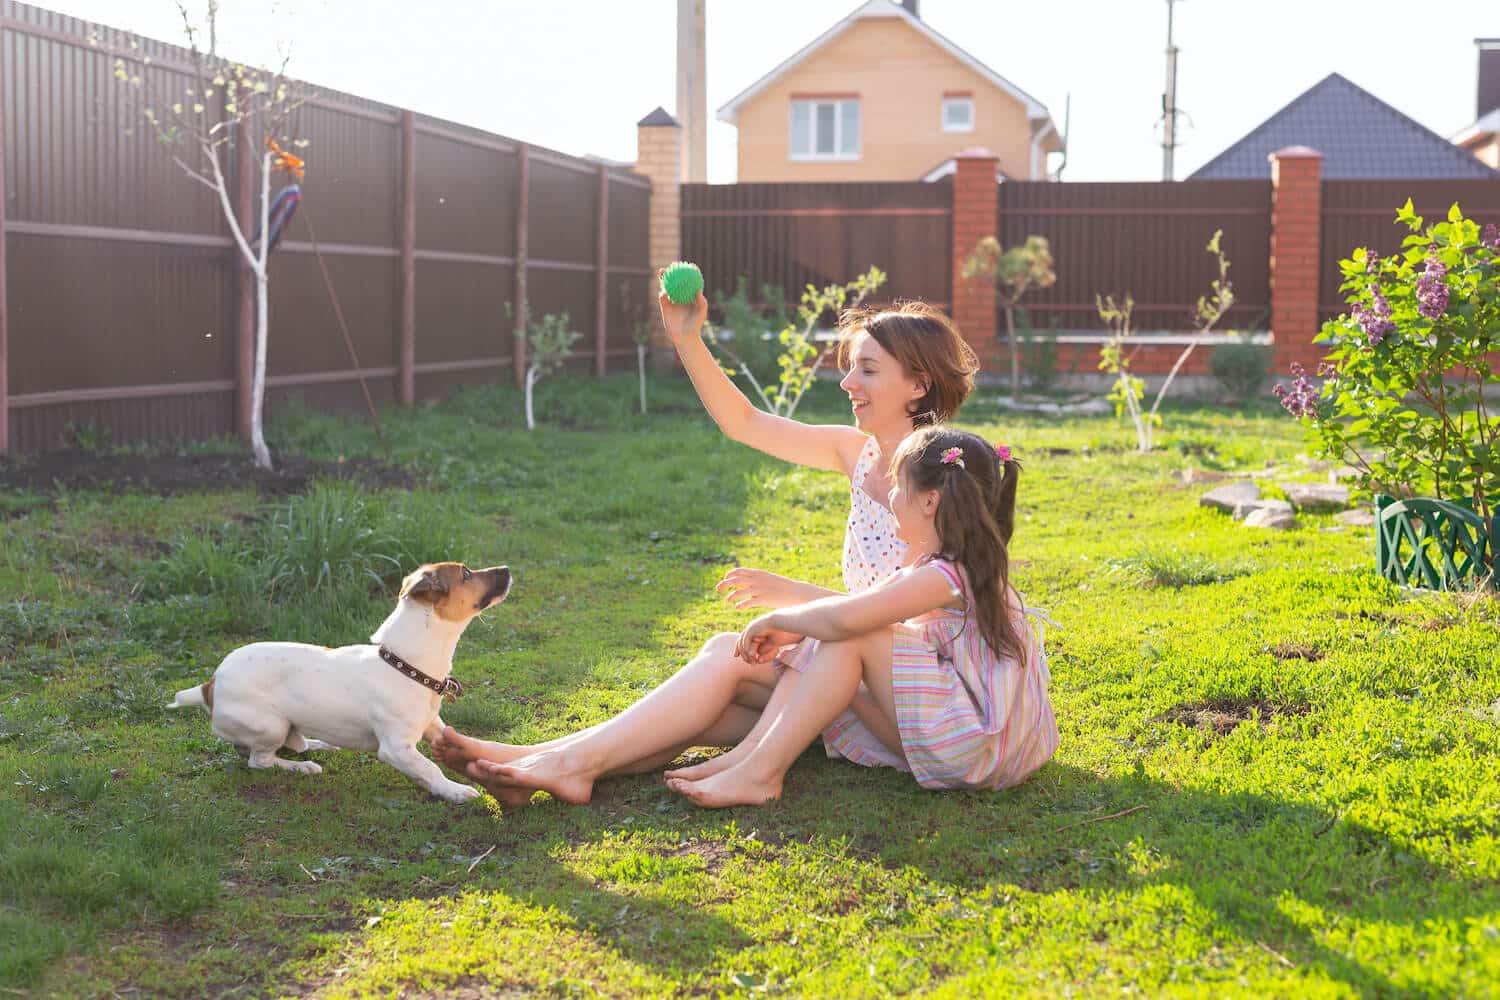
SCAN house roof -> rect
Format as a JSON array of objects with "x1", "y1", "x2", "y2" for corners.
[
  {"x1": 1188, "y1": 72, "x2": 1498, "y2": 180},
  {"x1": 716, "y1": 0, "x2": 1054, "y2": 129}
]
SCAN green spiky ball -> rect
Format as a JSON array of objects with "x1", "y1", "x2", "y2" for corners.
[{"x1": 661, "y1": 262, "x2": 704, "y2": 305}]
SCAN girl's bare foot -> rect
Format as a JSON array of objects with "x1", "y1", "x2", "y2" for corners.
[
  {"x1": 467, "y1": 750, "x2": 596, "y2": 806},
  {"x1": 490, "y1": 785, "x2": 535, "y2": 809},
  {"x1": 664, "y1": 744, "x2": 751, "y2": 782},
  {"x1": 665, "y1": 765, "x2": 782, "y2": 809}
]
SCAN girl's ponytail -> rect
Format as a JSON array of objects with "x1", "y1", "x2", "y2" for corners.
[{"x1": 891, "y1": 427, "x2": 1023, "y2": 662}]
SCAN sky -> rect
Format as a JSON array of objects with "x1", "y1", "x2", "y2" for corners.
[{"x1": 38, "y1": 0, "x2": 1500, "y2": 182}]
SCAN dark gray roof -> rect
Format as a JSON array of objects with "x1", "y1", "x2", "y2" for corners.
[
  {"x1": 1188, "y1": 73, "x2": 1498, "y2": 180},
  {"x1": 637, "y1": 107, "x2": 681, "y2": 128}
]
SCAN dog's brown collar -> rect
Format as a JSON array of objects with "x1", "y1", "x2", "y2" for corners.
[{"x1": 379, "y1": 646, "x2": 464, "y2": 701}]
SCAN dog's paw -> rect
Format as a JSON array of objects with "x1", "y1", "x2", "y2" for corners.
[
  {"x1": 288, "y1": 760, "x2": 323, "y2": 775},
  {"x1": 436, "y1": 782, "x2": 482, "y2": 803}
]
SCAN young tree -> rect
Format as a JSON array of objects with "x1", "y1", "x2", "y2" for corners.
[
  {"x1": 1097, "y1": 231, "x2": 1235, "y2": 452},
  {"x1": 111, "y1": 2, "x2": 308, "y2": 469},
  {"x1": 962, "y1": 235, "x2": 1057, "y2": 398},
  {"x1": 620, "y1": 278, "x2": 654, "y2": 415},
  {"x1": 704, "y1": 267, "x2": 886, "y2": 419},
  {"x1": 517, "y1": 310, "x2": 581, "y2": 431}
]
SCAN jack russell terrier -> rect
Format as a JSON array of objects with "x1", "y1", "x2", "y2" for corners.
[{"x1": 170, "y1": 562, "x2": 510, "y2": 802}]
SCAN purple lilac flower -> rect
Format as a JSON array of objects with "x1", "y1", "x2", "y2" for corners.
[
  {"x1": 1482, "y1": 223, "x2": 1500, "y2": 250},
  {"x1": 1414, "y1": 256, "x2": 1449, "y2": 320},
  {"x1": 1352, "y1": 287, "x2": 1395, "y2": 345},
  {"x1": 1364, "y1": 252, "x2": 1380, "y2": 275},
  {"x1": 1273, "y1": 362, "x2": 1320, "y2": 419}
]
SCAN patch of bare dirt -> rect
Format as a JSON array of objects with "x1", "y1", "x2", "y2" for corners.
[
  {"x1": 1269, "y1": 642, "x2": 1324, "y2": 662},
  {"x1": 667, "y1": 837, "x2": 736, "y2": 875},
  {"x1": 1152, "y1": 699, "x2": 1312, "y2": 741}
]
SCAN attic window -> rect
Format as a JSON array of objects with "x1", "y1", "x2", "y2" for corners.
[
  {"x1": 942, "y1": 96, "x2": 975, "y2": 133},
  {"x1": 790, "y1": 98, "x2": 860, "y2": 160}
]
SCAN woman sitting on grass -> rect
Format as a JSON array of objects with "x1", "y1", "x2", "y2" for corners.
[
  {"x1": 667, "y1": 426, "x2": 1058, "y2": 807},
  {"x1": 432, "y1": 285, "x2": 981, "y2": 806}
]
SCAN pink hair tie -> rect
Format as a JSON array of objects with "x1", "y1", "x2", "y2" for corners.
[
  {"x1": 939, "y1": 446, "x2": 965, "y2": 468},
  {"x1": 995, "y1": 444, "x2": 1012, "y2": 463}
]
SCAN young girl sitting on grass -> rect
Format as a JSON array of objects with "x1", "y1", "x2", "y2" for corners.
[{"x1": 664, "y1": 426, "x2": 1058, "y2": 808}]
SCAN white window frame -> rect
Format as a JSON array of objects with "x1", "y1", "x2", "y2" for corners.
[
  {"x1": 942, "y1": 96, "x2": 975, "y2": 133},
  {"x1": 789, "y1": 98, "x2": 861, "y2": 161}
]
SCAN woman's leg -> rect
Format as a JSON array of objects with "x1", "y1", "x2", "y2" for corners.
[
  {"x1": 596, "y1": 700, "x2": 763, "y2": 778},
  {"x1": 668, "y1": 629, "x2": 897, "y2": 808},
  {"x1": 430, "y1": 645, "x2": 774, "y2": 773},
  {"x1": 465, "y1": 633, "x2": 781, "y2": 804}
]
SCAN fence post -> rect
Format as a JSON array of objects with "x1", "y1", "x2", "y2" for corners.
[
  {"x1": 635, "y1": 107, "x2": 682, "y2": 364},
  {"x1": 596, "y1": 163, "x2": 609, "y2": 376},
  {"x1": 1268, "y1": 146, "x2": 1324, "y2": 377},
  {"x1": 513, "y1": 143, "x2": 529, "y2": 389},
  {"x1": 399, "y1": 109, "x2": 416, "y2": 405},
  {"x1": 234, "y1": 106, "x2": 255, "y2": 446},
  {"x1": 950, "y1": 148, "x2": 1000, "y2": 367}
]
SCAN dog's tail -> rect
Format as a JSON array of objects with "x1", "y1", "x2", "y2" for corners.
[{"x1": 167, "y1": 679, "x2": 215, "y2": 714}]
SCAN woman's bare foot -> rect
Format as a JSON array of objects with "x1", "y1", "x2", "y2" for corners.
[
  {"x1": 665, "y1": 765, "x2": 783, "y2": 809},
  {"x1": 431, "y1": 726, "x2": 532, "y2": 774},
  {"x1": 466, "y1": 750, "x2": 596, "y2": 806},
  {"x1": 664, "y1": 743, "x2": 752, "y2": 782}
]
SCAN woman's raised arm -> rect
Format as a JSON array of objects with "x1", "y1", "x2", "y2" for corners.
[{"x1": 660, "y1": 290, "x2": 865, "y2": 475}]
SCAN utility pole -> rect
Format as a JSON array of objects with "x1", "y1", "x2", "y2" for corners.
[{"x1": 1161, "y1": 0, "x2": 1181, "y2": 181}]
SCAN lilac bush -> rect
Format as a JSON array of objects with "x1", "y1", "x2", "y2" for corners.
[{"x1": 1276, "y1": 200, "x2": 1500, "y2": 528}]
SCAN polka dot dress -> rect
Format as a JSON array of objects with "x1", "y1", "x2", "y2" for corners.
[
  {"x1": 778, "y1": 435, "x2": 909, "y2": 767},
  {"x1": 841, "y1": 436, "x2": 907, "y2": 593}
]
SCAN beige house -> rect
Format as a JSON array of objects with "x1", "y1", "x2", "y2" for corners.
[
  {"x1": 717, "y1": 0, "x2": 1063, "y2": 182},
  {"x1": 1453, "y1": 38, "x2": 1500, "y2": 170}
]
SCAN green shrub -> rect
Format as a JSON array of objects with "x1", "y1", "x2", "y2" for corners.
[
  {"x1": 1016, "y1": 308, "x2": 1062, "y2": 394},
  {"x1": 714, "y1": 277, "x2": 792, "y2": 390},
  {"x1": 1210, "y1": 339, "x2": 1272, "y2": 402}
]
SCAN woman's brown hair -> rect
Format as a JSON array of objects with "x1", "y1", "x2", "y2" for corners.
[
  {"x1": 835, "y1": 301, "x2": 979, "y2": 426},
  {"x1": 890, "y1": 426, "x2": 1023, "y2": 661}
]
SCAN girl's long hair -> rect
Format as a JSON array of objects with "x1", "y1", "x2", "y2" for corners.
[{"x1": 891, "y1": 426, "x2": 1022, "y2": 661}]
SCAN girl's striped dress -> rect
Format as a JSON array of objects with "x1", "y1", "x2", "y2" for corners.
[{"x1": 780, "y1": 441, "x2": 1058, "y2": 789}]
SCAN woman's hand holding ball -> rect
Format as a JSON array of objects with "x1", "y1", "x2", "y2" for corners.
[{"x1": 657, "y1": 262, "x2": 708, "y2": 348}]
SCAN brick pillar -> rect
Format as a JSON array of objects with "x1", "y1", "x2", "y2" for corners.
[
  {"x1": 951, "y1": 148, "x2": 1000, "y2": 367},
  {"x1": 635, "y1": 108, "x2": 682, "y2": 360},
  {"x1": 1268, "y1": 146, "x2": 1323, "y2": 375}
]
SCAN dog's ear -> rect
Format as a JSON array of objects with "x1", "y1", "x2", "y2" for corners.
[{"x1": 401, "y1": 567, "x2": 448, "y2": 603}]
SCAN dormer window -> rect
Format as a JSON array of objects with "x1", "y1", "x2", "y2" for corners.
[{"x1": 942, "y1": 94, "x2": 975, "y2": 133}]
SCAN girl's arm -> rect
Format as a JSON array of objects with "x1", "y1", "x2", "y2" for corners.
[
  {"x1": 659, "y1": 290, "x2": 866, "y2": 475},
  {"x1": 736, "y1": 566, "x2": 958, "y2": 662}
]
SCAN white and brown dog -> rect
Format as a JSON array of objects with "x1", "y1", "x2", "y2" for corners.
[{"x1": 169, "y1": 562, "x2": 510, "y2": 802}]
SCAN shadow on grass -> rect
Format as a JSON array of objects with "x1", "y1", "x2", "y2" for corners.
[{"x1": 415, "y1": 751, "x2": 1494, "y2": 997}]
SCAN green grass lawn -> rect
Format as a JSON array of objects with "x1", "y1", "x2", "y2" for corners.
[{"x1": 1, "y1": 374, "x2": 1497, "y2": 998}]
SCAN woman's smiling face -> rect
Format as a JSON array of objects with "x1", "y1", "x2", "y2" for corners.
[{"x1": 837, "y1": 330, "x2": 928, "y2": 435}]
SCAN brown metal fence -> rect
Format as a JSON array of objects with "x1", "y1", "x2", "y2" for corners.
[
  {"x1": 681, "y1": 180, "x2": 952, "y2": 309},
  {"x1": 1319, "y1": 180, "x2": 1500, "y2": 322},
  {"x1": 0, "y1": 1, "x2": 651, "y2": 455},
  {"x1": 994, "y1": 180, "x2": 1273, "y2": 334}
]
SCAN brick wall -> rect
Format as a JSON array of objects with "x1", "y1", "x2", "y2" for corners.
[
  {"x1": 1268, "y1": 147, "x2": 1324, "y2": 375},
  {"x1": 950, "y1": 149, "x2": 1000, "y2": 365}
]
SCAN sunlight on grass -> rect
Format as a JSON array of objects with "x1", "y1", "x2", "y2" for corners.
[{"x1": 0, "y1": 375, "x2": 1496, "y2": 997}]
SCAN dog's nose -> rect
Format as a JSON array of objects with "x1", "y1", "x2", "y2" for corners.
[{"x1": 491, "y1": 566, "x2": 511, "y2": 595}]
